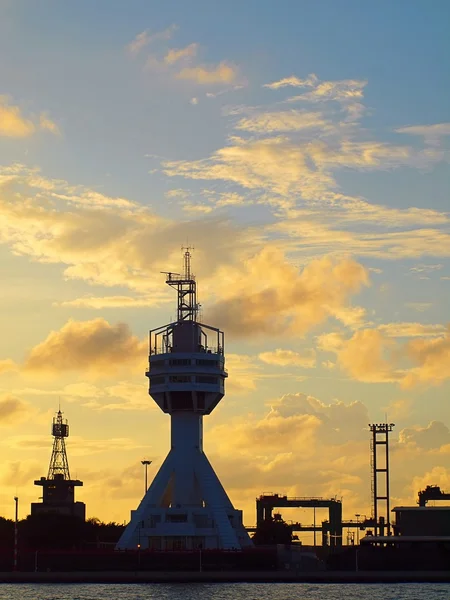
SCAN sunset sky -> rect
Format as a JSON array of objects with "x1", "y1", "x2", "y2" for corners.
[{"x1": 0, "y1": 0, "x2": 449, "y2": 535}]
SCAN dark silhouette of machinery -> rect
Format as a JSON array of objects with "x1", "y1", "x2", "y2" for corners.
[
  {"x1": 418, "y1": 485, "x2": 450, "y2": 507},
  {"x1": 31, "y1": 409, "x2": 85, "y2": 520},
  {"x1": 255, "y1": 494, "x2": 343, "y2": 547}
]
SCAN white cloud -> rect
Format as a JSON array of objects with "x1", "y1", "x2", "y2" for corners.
[
  {"x1": 263, "y1": 74, "x2": 318, "y2": 90},
  {"x1": 396, "y1": 123, "x2": 450, "y2": 146}
]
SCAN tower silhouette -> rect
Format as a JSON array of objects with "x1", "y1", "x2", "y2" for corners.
[
  {"x1": 117, "y1": 249, "x2": 252, "y2": 550},
  {"x1": 31, "y1": 409, "x2": 85, "y2": 520}
]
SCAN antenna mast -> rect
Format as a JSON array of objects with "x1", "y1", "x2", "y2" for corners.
[
  {"x1": 162, "y1": 247, "x2": 198, "y2": 322},
  {"x1": 48, "y1": 410, "x2": 71, "y2": 480}
]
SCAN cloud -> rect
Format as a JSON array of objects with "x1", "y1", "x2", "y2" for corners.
[
  {"x1": 318, "y1": 324, "x2": 450, "y2": 388},
  {"x1": 3, "y1": 433, "x2": 143, "y2": 455},
  {"x1": 56, "y1": 295, "x2": 169, "y2": 309},
  {"x1": 286, "y1": 77, "x2": 367, "y2": 104},
  {"x1": 337, "y1": 329, "x2": 403, "y2": 383},
  {"x1": 126, "y1": 25, "x2": 177, "y2": 55},
  {"x1": 258, "y1": 348, "x2": 316, "y2": 368},
  {"x1": 235, "y1": 110, "x2": 328, "y2": 134},
  {"x1": 225, "y1": 353, "x2": 261, "y2": 394},
  {"x1": 204, "y1": 249, "x2": 369, "y2": 338},
  {"x1": 411, "y1": 467, "x2": 450, "y2": 498},
  {"x1": 163, "y1": 135, "x2": 440, "y2": 206},
  {"x1": 410, "y1": 264, "x2": 443, "y2": 274},
  {"x1": 0, "y1": 97, "x2": 35, "y2": 137},
  {"x1": 206, "y1": 391, "x2": 371, "y2": 517},
  {"x1": 263, "y1": 74, "x2": 318, "y2": 90},
  {"x1": 406, "y1": 302, "x2": 432, "y2": 312},
  {"x1": 0, "y1": 97, "x2": 60, "y2": 138},
  {"x1": 23, "y1": 318, "x2": 146, "y2": 375},
  {"x1": 164, "y1": 43, "x2": 198, "y2": 65},
  {"x1": 0, "y1": 395, "x2": 30, "y2": 425},
  {"x1": 399, "y1": 421, "x2": 450, "y2": 450},
  {"x1": 176, "y1": 62, "x2": 238, "y2": 85},
  {"x1": 402, "y1": 325, "x2": 450, "y2": 388},
  {"x1": 378, "y1": 322, "x2": 446, "y2": 338},
  {"x1": 396, "y1": 123, "x2": 450, "y2": 146},
  {"x1": 0, "y1": 164, "x2": 252, "y2": 293},
  {"x1": 39, "y1": 113, "x2": 60, "y2": 135},
  {"x1": 382, "y1": 398, "x2": 412, "y2": 421},
  {"x1": 0, "y1": 359, "x2": 18, "y2": 374},
  {"x1": 1, "y1": 460, "x2": 42, "y2": 486}
]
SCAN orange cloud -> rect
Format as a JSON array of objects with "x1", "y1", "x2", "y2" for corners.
[
  {"x1": 0, "y1": 97, "x2": 35, "y2": 137},
  {"x1": 0, "y1": 395, "x2": 30, "y2": 425},
  {"x1": 402, "y1": 325, "x2": 450, "y2": 387},
  {"x1": 164, "y1": 43, "x2": 198, "y2": 65},
  {"x1": 0, "y1": 359, "x2": 18, "y2": 374},
  {"x1": 176, "y1": 61, "x2": 238, "y2": 84},
  {"x1": 258, "y1": 348, "x2": 316, "y2": 368},
  {"x1": 337, "y1": 329, "x2": 403, "y2": 383},
  {"x1": 205, "y1": 249, "x2": 369, "y2": 338},
  {"x1": 0, "y1": 97, "x2": 59, "y2": 138},
  {"x1": 24, "y1": 318, "x2": 146, "y2": 376}
]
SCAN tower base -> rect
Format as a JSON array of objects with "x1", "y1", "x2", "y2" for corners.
[{"x1": 117, "y1": 448, "x2": 252, "y2": 550}]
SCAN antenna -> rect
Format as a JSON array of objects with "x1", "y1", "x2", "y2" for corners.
[
  {"x1": 181, "y1": 245, "x2": 194, "y2": 279},
  {"x1": 162, "y1": 247, "x2": 198, "y2": 322},
  {"x1": 48, "y1": 409, "x2": 71, "y2": 480}
]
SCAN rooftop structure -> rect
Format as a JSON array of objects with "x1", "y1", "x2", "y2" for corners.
[
  {"x1": 117, "y1": 249, "x2": 252, "y2": 551},
  {"x1": 31, "y1": 409, "x2": 85, "y2": 520}
]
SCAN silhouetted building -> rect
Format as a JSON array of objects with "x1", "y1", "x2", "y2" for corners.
[{"x1": 31, "y1": 409, "x2": 85, "y2": 520}]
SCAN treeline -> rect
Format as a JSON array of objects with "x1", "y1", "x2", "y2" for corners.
[{"x1": 0, "y1": 514, "x2": 125, "y2": 550}]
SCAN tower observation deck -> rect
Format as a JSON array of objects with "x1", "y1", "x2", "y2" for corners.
[{"x1": 117, "y1": 249, "x2": 252, "y2": 551}]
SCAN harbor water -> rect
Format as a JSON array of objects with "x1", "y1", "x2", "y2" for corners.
[{"x1": 0, "y1": 583, "x2": 449, "y2": 600}]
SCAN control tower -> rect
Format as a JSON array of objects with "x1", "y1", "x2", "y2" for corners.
[
  {"x1": 31, "y1": 409, "x2": 85, "y2": 520},
  {"x1": 117, "y1": 249, "x2": 252, "y2": 551}
]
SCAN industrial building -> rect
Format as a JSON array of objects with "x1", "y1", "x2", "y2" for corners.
[
  {"x1": 31, "y1": 409, "x2": 85, "y2": 520},
  {"x1": 117, "y1": 249, "x2": 252, "y2": 551},
  {"x1": 392, "y1": 486, "x2": 450, "y2": 537}
]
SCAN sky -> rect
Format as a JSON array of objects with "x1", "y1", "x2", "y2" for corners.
[{"x1": 0, "y1": 0, "x2": 449, "y2": 537}]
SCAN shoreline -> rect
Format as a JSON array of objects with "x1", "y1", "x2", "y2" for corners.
[{"x1": 1, "y1": 571, "x2": 450, "y2": 584}]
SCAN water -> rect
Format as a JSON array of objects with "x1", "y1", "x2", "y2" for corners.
[{"x1": 0, "y1": 584, "x2": 449, "y2": 600}]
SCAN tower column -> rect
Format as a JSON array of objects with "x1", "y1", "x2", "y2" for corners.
[
  {"x1": 171, "y1": 413, "x2": 203, "y2": 507},
  {"x1": 171, "y1": 413, "x2": 203, "y2": 452}
]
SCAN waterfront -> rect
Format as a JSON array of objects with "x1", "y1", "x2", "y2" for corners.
[{"x1": 0, "y1": 583, "x2": 450, "y2": 599}]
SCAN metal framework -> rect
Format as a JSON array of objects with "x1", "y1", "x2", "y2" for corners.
[
  {"x1": 369, "y1": 423, "x2": 395, "y2": 536},
  {"x1": 255, "y1": 494, "x2": 343, "y2": 547},
  {"x1": 418, "y1": 485, "x2": 450, "y2": 506},
  {"x1": 48, "y1": 409, "x2": 70, "y2": 480},
  {"x1": 162, "y1": 247, "x2": 198, "y2": 322},
  {"x1": 32, "y1": 409, "x2": 85, "y2": 520}
]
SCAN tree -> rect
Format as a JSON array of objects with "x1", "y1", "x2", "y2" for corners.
[{"x1": 252, "y1": 513, "x2": 293, "y2": 545}]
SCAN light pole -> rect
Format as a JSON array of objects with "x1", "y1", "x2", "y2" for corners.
[
  {"x1": 313, "y1": 506, "x2": 316, "y2": 547},
  {"x1": 141, "y1": 460, "x2": 152, "y2": 494},
  {"x1": 13, "y1": 496, "x2": 18, "y2": 572},
  {"x1": 355, "y1": 513, "x2": 360, "y2": 545}
]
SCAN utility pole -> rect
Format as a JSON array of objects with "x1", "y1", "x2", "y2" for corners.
[{"x1": 13, "y1": 496, "x2": 18, "y2": 571}]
